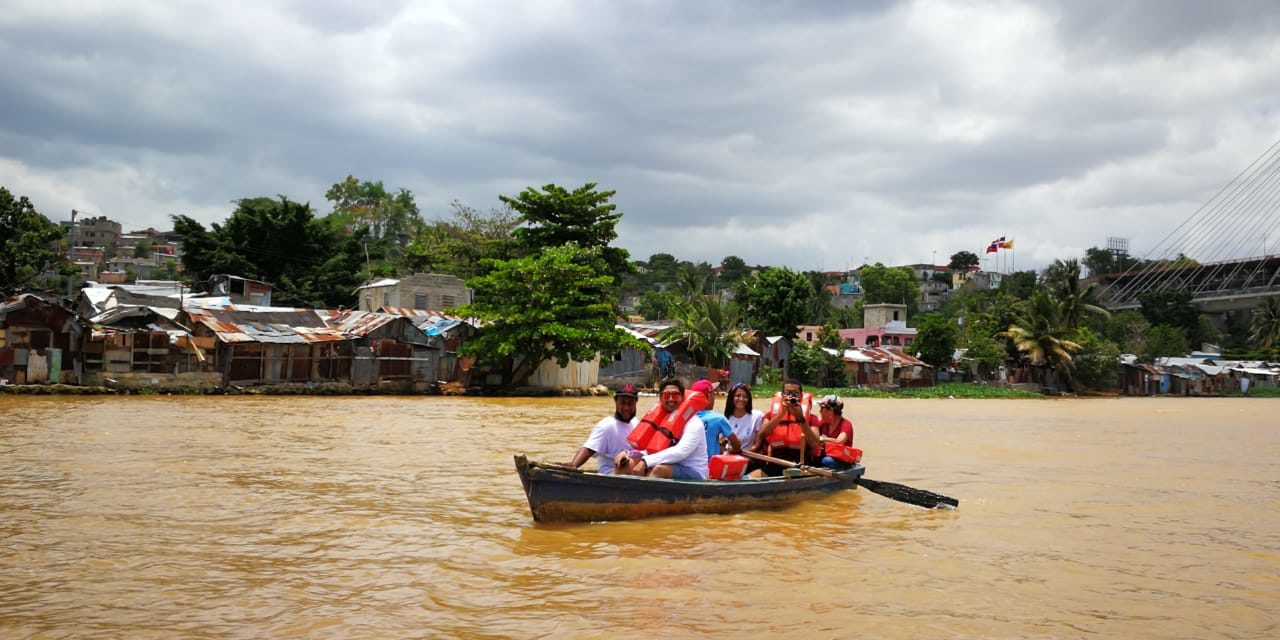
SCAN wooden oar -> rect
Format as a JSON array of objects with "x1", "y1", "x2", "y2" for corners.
[{"x1": 739, "y1": 450, "x2": 959, "y2": 510}]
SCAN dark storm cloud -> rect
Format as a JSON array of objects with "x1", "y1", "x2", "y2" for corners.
[{"x1": 1, "y1": 0, "x2": 1278, "y2": 271}]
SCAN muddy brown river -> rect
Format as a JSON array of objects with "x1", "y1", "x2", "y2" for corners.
[{"x1": 1, "y1": 395, "x2": 1276, "y2": 638}]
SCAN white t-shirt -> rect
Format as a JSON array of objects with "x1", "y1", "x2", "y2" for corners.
[
  {"x1": 726, "y1": 410, "x2": 764, "y2": 449},
  {"x1": 582, "y1": 415, "x2": 636, "y2": 474}
]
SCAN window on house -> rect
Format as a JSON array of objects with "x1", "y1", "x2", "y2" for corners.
[
  {"x1": 364, "y1": 295, "x2": 371, "y2": 310},
  {"x1": 414, "y1": 293, "x2": 427, "y2": 309},
  {"x1": 441, "y1": 294, "x2": 456, "y2": 307},
  {"x1": 382, "y1": 292, "x2": 390, "y2": 308},
  {"x1": 806, "y1": 332, "x2": 813, "y2": 341},
  {"x1": 893, "y1": 311, "x2": 900, "y2": 321}
]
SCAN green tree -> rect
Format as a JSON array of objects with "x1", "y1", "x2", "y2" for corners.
[
  {"x1": 816, "y1": 322, "x2": 844, "y2": 349},
  {"x1": 173, "y1": 196, "x2": 368, "y2": 307},
  {"x1": 1001, "y1": 290, "x2": 1083, "y2": 386},
  {"x1": 132, "y1": 241, "x2": 152, "y2": 259},
  {"x1": 0, "y1": 188, "x2": 64, "y2": 292},
  {"x1": 1072, "y1": 327, "x2": 1121, "y2": 391},
  {"x1": 737, "y1": 267, "x2": 812, "y2": 338},
  {"x1": 1249, "y1": 297, "x2": 1280, "y2": 354},
  {"x1": 788, "y1": 342, "x2": 847, "y2": 388},
  {"x1": 914, "y1": 313, "x2": 957, "y2": 371},
  {"x1": 402, "y1": 200, "x2": 519, "y2": 279},
  {"x1": 325, "y1": 175, "x2": 420, "y2": 245},
  {"x1": 858, "y1": 263, "x2": 919, "y2": 314},
  {"x1": 948, "y1": 250, "x2": 980, "y2": 271},
  {"x1": 999, "y1": 270, "x2": 1038, "y2": 300},
  {"x1": 1106, "y1": 310, "x2": 1150, "y2": 354},
  {"x1": 718, "y1": 255, "x2": 750, "y2": 286},
  {"x1": 503, "y1": 183, "x2": 632, "y2": 281},
  {"x1": 1138, "y1": 324, "x2": 1190, "y2": 363},
  {"x1": 636, "y1": 290, "x2": 677, "y2": 321},
  {"x1": 1044, "y1": 259, "x2": 1108, "y2": 329},
  {"x1": 455, "y1": 244, "x2": 644, "y2": 387},
  {"x1": 1138, "y1": 289, "x2": 1205, "y2": 347},
  {"x1": 658, "y1": 294, "x2": 744, "y2": 367}
]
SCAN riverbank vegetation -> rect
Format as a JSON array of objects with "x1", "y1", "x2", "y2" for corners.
[{"x1": 6, "y1": 176, "x2": 1280, "y2": 394}]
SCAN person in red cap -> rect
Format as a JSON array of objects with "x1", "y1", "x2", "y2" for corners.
[{"x1": 565, "y1": 383, "x2": 638, "y2": 474}]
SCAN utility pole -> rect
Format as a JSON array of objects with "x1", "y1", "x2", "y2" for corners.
[{"x1": 66, "y1": 209, "x2": 78, "y2": 298}]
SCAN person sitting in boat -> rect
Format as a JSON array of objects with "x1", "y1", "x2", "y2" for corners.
[
  {"x1": 747, "y1": 378, "x2": 821, "y2": 477},
  {"x1": 815, "y1": 395, "x2": 855, "y2": 469},
  {"x1": 691, "y1": 378, "x2": 740, "y2": 456},
  {"x1": 565, "y1": 383, "x2": 639, "y2": 474},
  {"x1": 615, "y1": 378, "x2": 709, "y2": 480},
  {"x1": 724, "y1": 382, "x2": 763, "y2": 453}
]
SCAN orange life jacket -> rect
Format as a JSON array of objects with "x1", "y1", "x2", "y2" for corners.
[
  {"x1": 822, "y1": 442, "x2": 862, "y2": 464},
  {"x1": 766, "y1": 391, "x2": 813, "y2": 449},
  {"x1": 626, "y1": 390, "x2": 708, "y2": 454},
  {"x1": 708, "y1": 453, "x2": 748, "y2": 480}
]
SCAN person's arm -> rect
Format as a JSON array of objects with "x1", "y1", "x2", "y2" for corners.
[
  {"x1": 725, "y1": 430, "x2": 742, "y2": 454},
  {"x1": 643, "y1": 417, "x2": 704, "y2": 468},
  {"x1": 758, "y1": 410, "x2": 783, "y2": 441},
  {"x1": 800, "y1": 414, "x2": 822, "y2": 451},
  {"x1": 566, "y1": 446, "x2": 595, "y2": 468}
]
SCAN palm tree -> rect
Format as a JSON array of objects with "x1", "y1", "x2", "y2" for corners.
[
  {"x1": 1250, "y1": 296, "x2": 1280, "y2": 353},
  {"x1": 1000, "y1": 290, "x2": 1083, "y2": 388},
  {"x1": 658, "y1": 294, "x2": 745, "y2": 368},
  {"x1": 1044, "y1": 258, "x2": 1109, "y2": 329}
]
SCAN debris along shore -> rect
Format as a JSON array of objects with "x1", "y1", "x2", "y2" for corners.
[{"x1": 0, "y1": 380, "x2": 618, "y2": 397}]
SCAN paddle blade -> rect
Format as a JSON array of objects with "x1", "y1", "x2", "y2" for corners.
[{"x1": 857, "y1": 477, "x2": 959, "y2": 509}]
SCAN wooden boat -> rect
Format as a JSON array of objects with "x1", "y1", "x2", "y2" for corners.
[{"x1": 514, "y1": 454, "x2": 866, "y2": 523}]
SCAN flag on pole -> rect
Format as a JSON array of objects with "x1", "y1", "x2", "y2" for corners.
[
  {"x1": 986, "y1": 242, "x2": 998, "y2": 254},
  {"x1": 1001, "y1": 239, "x2": 1014, "y2": 249}
]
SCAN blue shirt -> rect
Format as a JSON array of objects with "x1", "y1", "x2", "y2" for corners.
[{"x1": 698, "y1": 409, "x2": 734, "y2": 457}]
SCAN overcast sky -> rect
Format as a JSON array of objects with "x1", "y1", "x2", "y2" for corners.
[{"x1": 3, "y1": 0, "x2": 1279, "y2": 274}]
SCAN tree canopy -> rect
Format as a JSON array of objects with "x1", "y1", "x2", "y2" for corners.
[
  {"x1": 736, "y1": 267, "x2": 812, "y2": 339},
  {"x1": 503, "y1": 183, "x2": 631, "y2": 281},
  {"x1": 0, "y1": 188, "x2": 64, "y2": 293},
  {"x1": 455, "y1": 243, "x2": 645, "y2": 386},
  {"x1": 858, "y1": 263, "x2": 920, "y2": 315},
  {"x1": 173, "y1": 196, "x2": 368, "y2": 307},
  {"x1": 948, "y1": 251, "x2": 980, "y2": 271}
]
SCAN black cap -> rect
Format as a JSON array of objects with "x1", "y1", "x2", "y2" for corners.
[{"x1": 615, "y1": 383, "x2": 639, "y2": 398}]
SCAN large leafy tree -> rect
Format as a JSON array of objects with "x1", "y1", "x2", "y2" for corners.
[
  {"x1": 0, "y1": 188, "x2": 64, "y2": 292},
  {"x1": 456, "y1": 244, "x2": 645, "y2": 387},
  {"x1": 736, "y1": 267, "x2": 812, "y2": 339},
  {"x1": 503, "y1": 183, "x2": 632, "y2": 281},
  {"x1": 1072, "y1": 327, "x2": 1121, "y2": 391},
  {"x1": 325, "y1": 175, "x2": 420, "y2": 245},
  {"x1": 1138, "y1": 288, "x2": 1205, "y2": 347},
  {"x1": 914, "y1": 313, "x2": 957, "y2": 371},
  {"x1": 859, "y1": 263, "x2": 920, "y2": 315},
  {"x1": 173, "y1": 196, "x2": 367, "y2": 307},
  {"x1": 1249, "y1": 296, "x2": 1280, "y2": 354},
  {"x1": 999, "y1": 270, "x2": 1038, "y2": 300},
  {"x1": 402, "y1": 200, "x2": 519, "y2": 279},
  {"x1": 718, "y1": 255, "x2": 750, "y2": 286},
  {"x1": 1138, "y1": 324, "x2": 1190, "y2": 363},
  {"x1": 948, "y1": 251, "x2": 980, "y2": 271}
]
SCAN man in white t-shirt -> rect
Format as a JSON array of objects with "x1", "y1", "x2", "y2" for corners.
[{"x1": 565, "y1": 383, "x2": 639, "y2": 474}]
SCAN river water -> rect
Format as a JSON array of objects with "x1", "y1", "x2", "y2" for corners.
[{"x1": 0, "y1": 395, "x2": 1276, "y2": 639}]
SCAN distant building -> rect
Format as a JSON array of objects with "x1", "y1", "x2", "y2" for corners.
[
  {"x1": 75, "y1": 216, "x2": 123, "y2": 258},
  {"x1": 839, "y1": 303, "x2": 917, "y2": 348},
  {"x1": 354, "y1": 273, "x2": 472, "y2": 313}
]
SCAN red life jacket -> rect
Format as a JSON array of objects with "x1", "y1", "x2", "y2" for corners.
[
  {"x1": 708, "y1": 453, "x2": 748, "y2": 480},
  {"x1": 822, "y1": 443, "x2": 862, "y2": 464},
  {"x1": 766, "y1": 391, "x2": 813, "y2": 449},
  {"x1": 626, "y1": 390, "x2": 708, "y2": 454}
]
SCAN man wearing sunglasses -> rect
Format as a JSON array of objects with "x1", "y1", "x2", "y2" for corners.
[{"x1": 615, "y1": 378, "x2": 709, "y2": 480}]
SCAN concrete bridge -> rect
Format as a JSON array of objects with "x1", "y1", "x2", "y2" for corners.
[{"x1": 1096, "y1": 254, "x2": 1280, "y2": 314}]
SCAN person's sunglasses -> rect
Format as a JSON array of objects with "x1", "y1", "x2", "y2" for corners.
[{"x1": 661, "y1": 391, "x2": 682, "y2": 398}]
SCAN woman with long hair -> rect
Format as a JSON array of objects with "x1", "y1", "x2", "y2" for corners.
[{"x1": 723, "y1": 383, "x2": 763, "y2": 452}]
